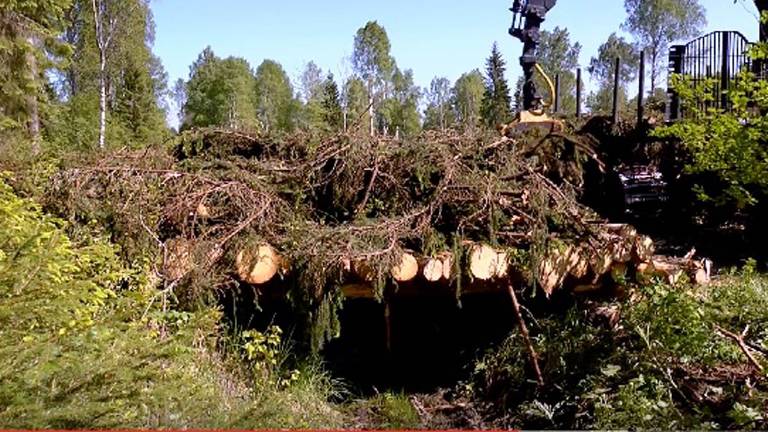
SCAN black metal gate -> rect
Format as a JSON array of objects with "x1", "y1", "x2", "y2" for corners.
[{"x1": 667, "y1": 31, "x2": 752, "y2": 120}]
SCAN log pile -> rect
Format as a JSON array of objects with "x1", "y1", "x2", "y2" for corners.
[
  {"x1": 211, "y1": 223, "x2": 711, "y2": 299},
  {"x1": 52, "y1": 127, "x2": 710, "y2": 324}
]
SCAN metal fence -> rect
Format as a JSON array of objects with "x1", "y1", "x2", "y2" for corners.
[{"x1": 666, "y1": 31, "x2": 753, "y2": 120}]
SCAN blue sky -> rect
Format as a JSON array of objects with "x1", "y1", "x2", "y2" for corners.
[{"x1": 152, "y1": 0, "x2": 760, "y2": 105}]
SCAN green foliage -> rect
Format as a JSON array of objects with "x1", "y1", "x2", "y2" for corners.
[
  {"x1": 471, "y1": 272, "x2": 768, "y2": 429},
  {"x1": 255, "y1": 59, "x2": 299, "y2": 134},
  {"x1": 321, "y1": 74, "x2": 344, "y2": 132},
  {"x1": 0, "y1": 0, "x2": 72, "y2": 144},
  {"x1": 453, "y1": 70, "x2": 485, "y2": 131},
  {"x1": 347, "y1": 393, "x2": 421, "y2": 429},
  {"x1": 626, "y1": 280, "x2": 734, "y2": 364},
  {"x1": 56, "y1": 0, "x2": 168, "y2": 149},
  {"x1": 352, "y1": 21, "x2": 394, "y2": 96},
  {"x1": 379, "y1": 68, "x2": 421, "y2": 137},
  {"x1": 0, "y1": 178, "x2": 341, "y2": 428},
  {"x1": 623, "y1": 0, "x2": 706, "y2": 90},
  {"x1": 593, "y1": 374, "x2": 688, "y2": 430},
  {"x1": 342, "y1": 77, "x2": 370, "y2": 130},
  {"x1": 481, "y1": 43, "x2": 512, "y2": 128},
  {"x1": 654, "y1": 70, "x2": 768, "y2": 207},
  {"x1": 423, "y1": 76, "x2": 455, "y2": 131},
  {"x1": 182, "y1": 47, "x2": 260, "y2": 131},
  {"x1": 588, "y1": 33, "x2": 639, "y2": 114}
]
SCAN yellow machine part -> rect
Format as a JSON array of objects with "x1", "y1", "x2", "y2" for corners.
[{"x1": 500, "y1": 63, "x2": 564, "y2": 136}]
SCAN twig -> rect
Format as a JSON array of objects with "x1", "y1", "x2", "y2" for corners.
[
  {"x1": 715, "y1": 325, "x2": 765, "y2": 372},
  {"x1": 508, "y1": 284, "x2": 545, "y2": 386},
  {"x1": 355, "y1": 157, "x2": 381, "y2": 216}
]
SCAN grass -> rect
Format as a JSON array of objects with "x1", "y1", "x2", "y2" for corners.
[{"x1": 344, "y1": 392, "x2": 422, "y2": 429}]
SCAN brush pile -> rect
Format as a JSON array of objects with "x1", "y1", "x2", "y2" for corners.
[{"x1": 45, "y1": 127, "x2": 707, "y2": 346}]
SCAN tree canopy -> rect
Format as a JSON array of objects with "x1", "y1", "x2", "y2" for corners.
[{"x1": 623, "y1": 0, "x2": 706, "y2": 91}]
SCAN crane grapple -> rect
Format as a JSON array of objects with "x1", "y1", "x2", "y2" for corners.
[{"x1": 502, "y1": 0, "x2": 563, "y2": 136}]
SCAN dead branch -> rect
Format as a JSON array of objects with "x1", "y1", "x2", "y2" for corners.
[
  {"x1": 715, "y1": 325, "x2": 765, "y2": 372},
  {"x1": 508, "y1": 284, "x2": 545, "y2": 386}
]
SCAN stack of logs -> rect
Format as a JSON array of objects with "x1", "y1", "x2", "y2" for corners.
[{"x1": 164, "y1": 224, "x2": 712, "y2": 299}]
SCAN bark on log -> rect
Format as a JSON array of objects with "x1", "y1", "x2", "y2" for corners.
[
  {"x1": 236, "y1": 244, "x2": 282, "y2": 285},
  {"x1": 651, "y1": 257, "x2": 686, "y2": 285},
  {"x1": 611, "y1": 241, "x2": 633, "y2": 263},
  {"x1": 568, "y1": 247, "x2": 590, "y2": 279},
  {"x1": 589, "y1": 249, "x2": 614, "y2": 278},
  {"x1": 352, "y1": 260, "x2": 375, "y2": 282},
  {"x1": 538, "y1": 248, "x2": 574, "y2": 296},
  {"x1": 196, "y1": 202, "x2": 211, "y2": 219},
  {"x1": 636, "y1": 262, "x2": 656, "y2": 285},
  {"x1": 633, "y1": 235, "x2": 655, "y2": 263}
]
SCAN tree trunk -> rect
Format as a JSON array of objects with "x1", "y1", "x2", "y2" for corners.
[
  {"x1": 25, "y1": 37, "x2": 41, "y2": 154},
  {"x1": 650, "y1": 46, "x2": 658, "y2": 93},
  {"x1": 92, "y1": 0, "x2": 109, "y2": 150},
  {"x1": 368, "y1": 95, "x2": 374, "y2": 136},
  {"x1": 97, "y1": 53, "x2": 107, "y2": 150}
]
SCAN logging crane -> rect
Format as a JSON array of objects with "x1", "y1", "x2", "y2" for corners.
[{"x1": 504, "y1": 0, "x2": 562, "y2": 134}]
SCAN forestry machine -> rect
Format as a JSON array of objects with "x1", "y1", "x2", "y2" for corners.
[{"x1": 504, "y1": 0, "x2": 562, "y2": 135}]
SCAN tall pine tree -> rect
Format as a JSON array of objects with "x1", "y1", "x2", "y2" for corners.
[
  {"x1": 321, "y1": 73, "x2": 343, "y2": 131},
  {"x1": 481, "y1": 43, "x2": 512, "y2": 129}
]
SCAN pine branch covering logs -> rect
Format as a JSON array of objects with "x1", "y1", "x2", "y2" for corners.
[{"x1": 58, "y1": 129, "x2": 714, "y2": 303}]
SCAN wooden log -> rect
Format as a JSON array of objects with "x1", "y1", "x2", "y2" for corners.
[
  {"x1": 568, "y1": 247, "x2": 590, "y2": 279},
  {"x1": 421, "y1": 256, "x2": 445, "y2": 283},
  {"x1": 694, "y1": 268, "x2": 711, "y2": 285},
  {"x1": 611, "y1": 240, "x2": 633, "y2": 263},
  {"x1": 469, "y1": 244, "x2": 507, "y2": 281},
  {"x1": 391, "y1": 252, "x2": 419, "y2": 282},
  {"x1": 589, "y1": 249, "x2": 614, "y2": 277},
  {"x1": 573, "y1": 283, "x2": 604, "y2": 294},
  {"x1": 651, "y1": 257, "x2": 686, "y2": 285},
  {"x1": 342, "y1": 283, "x2": 376, "y2": 299},
  {"x1": 495, "y1": 250, "x2": 510, "y2": 278},
  {"x1": 196, "y1": 202, "x2": 211, "y2": 219},
  {"x1": 538, "y1": 255, "x2": 569, "y2": 296},
  {"x1": 236, "y1": 244, "x2": 282, "y2": 285},
  {"x1": 633, "y1": 235, "x2": 655, "y2": 263},
  {"x1": 164, "y1": 238, "x2": 193, "y2": 280}
]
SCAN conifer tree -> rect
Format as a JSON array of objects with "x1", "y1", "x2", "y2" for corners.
[
  {"x1": 481, "y1": 43, "x2": 512, "y2": 129},
  {"x1": 321, "y1": 73, "x2": 343, "y2": 131}
]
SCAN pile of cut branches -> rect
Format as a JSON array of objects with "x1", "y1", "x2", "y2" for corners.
[{"x1": 43, "y1": 127, "x2": 689, "y2": 348}]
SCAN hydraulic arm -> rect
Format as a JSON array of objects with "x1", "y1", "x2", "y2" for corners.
[{"x1": 509, "y1": 0, "x2": 557, "y2": 113}]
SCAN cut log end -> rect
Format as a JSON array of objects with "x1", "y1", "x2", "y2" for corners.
[
  {"x1": 469, "y1": 244, "x2": 508, "y2": 281},
  {"x1": 422, "y1": 257, "x2": 444, "y2": 283},
  {"x1": 391, "y1": 252, "x2": 419, "y2": 282},
  {"x1": 236, "y1": 244, "x2": 281, "y2": 285}
]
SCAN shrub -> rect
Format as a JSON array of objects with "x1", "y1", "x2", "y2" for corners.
[{"x1": 0, "y1": 178, "x2": 341, "y2": 428}]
